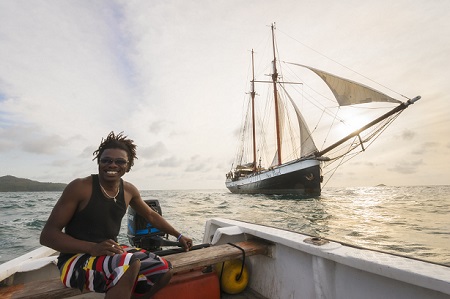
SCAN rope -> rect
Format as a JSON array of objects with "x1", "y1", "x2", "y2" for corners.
[
  {"x1": 277, "y1": 28, "x2": 411, "y2": 101},
  {"x1": 219, "y1": 242, "x2": 245, "y2": 281}
]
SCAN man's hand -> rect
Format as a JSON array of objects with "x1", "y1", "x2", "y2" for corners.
[
  {"x1": 179, "y1": 235, "x2": 193, "y2": 251},
  {"x1": 90, "y1": 239, "x2": 124, "y2": 256}
]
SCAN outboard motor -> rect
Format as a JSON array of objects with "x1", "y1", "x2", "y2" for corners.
[{"x1": 127, "y1": 199, "x2": 179, "y2": 251}]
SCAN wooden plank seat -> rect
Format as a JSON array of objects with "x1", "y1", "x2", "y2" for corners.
[
  {"x1": 0, "y1": 278, "x2": 88, "y2": 299},
  {"x1": 165, "y1": 239, "x2": 270, "y2": 273},
  {"x1": 0, "y1": 240, "x2": 270, "y2": 299}
]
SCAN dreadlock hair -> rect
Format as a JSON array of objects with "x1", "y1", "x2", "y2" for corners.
[{"x1": 92, "y1": 131, "x2": 137, "y2": 172}]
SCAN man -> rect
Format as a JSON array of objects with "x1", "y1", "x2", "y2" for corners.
[{"x1": 40, "y1": 131, "x2": 192, "y2": 299}]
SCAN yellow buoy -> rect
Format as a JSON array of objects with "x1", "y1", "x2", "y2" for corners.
[{"x1": 215, "y1": 259, "x2": 249, "y2": 294}]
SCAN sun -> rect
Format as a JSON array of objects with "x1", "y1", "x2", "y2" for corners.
[{"x1": 334, "y1": 109, "x2": 374, "y2": 139}]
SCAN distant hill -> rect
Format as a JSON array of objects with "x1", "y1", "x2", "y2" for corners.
[{"x1": 0, "y1": 175, "x2": 67, "y2": 192}]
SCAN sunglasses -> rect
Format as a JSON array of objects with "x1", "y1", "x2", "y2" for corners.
[{"x1": 99, "y1": 158, "x2": 128, "y2": 166}]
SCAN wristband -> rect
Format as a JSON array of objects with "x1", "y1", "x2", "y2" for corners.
[{"x1": 177, "y1": 234, "x2": 183, "y2": 241}]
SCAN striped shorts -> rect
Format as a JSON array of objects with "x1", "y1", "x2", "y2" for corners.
[{"x1": 58, "y1": 246, "x2": 170, "y2": 295}]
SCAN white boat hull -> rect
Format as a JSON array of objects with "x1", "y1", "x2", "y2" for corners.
[{"x1": 204, "y1": 218, "x2": 450, "y2": 299}]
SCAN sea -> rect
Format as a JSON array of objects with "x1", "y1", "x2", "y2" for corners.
[{"x1": 0, "y1": 185, "x2": 449, "y2": 266}]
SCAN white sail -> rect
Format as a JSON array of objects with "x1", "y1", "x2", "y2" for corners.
[
  {"x1": 270, "y1": 150, "x2": 279, "y2": 167},
  {"x1": 288, "y1": 63, "x2": 401, "y2": 106},
  {"x1": 280, "y1": 85, "x2": 318, "y2": 157}
]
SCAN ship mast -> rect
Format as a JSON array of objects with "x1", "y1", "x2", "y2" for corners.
[
  {"x1": 251, "y1": 49, "x2": 257, "y2": 172},
  {"x1": 271, "y1": 23, "x2": 282, "y2": 165}
]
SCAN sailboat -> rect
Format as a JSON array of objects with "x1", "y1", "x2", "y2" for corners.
[{"x1": 225, "y1": 24, "x2": 420, "y2": 196}]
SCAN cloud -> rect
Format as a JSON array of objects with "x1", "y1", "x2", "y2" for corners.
[
  {"x1": 80, "y1": 146, "x2": 97, "y2": 159},
  {"x1": 412, "y1": 142, "x2": 439, "y2": 155},
  {"x1": 388, "y1": 159, "x2": 423, "y2": 175},
  {"x1": 139, "y1": 142, "x2": 168, "y2": 159},
  {"x1": 0, "y1": 2, "x2": 139, "y2": 138},
  {"x1": 0, "y1": 125, "x2": 65, "y2": 154},
  {"x1": 401, "y1": 129, "x2": 416, "y2": 141},
  {"x1": 158, "y1": 156, "x2": 182, "y2": 168},
  {"x1": 0, "y1": 131, "x2": 15, "y2": 152},
  {"x1": 185, "y1": 155, "x2": 210, "y2": 172},
  {"x1": 50, "y1": 159, "x2": 71, "y2": 167},
  {"x1": 148, "y1": 121, "x2": 169, "y2": 135},
  {"x1": 22, "y1": 134, "x2": 67, "y2": 155}
]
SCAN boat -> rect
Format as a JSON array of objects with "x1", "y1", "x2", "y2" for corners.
[
  {"x1": 1, "y1": 217, "x2": 449, "y2": 299},
  {"x1": 225, "y1": 24, "x2": 420, "y2": 196}
]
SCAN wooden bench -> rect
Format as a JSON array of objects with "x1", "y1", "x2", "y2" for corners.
[
  {"x1": 0, "y1": 240, "x2": 270, "y2": 299},
  {"x1": 0, "y1": 278, "x2": 89, "y2": 299}
]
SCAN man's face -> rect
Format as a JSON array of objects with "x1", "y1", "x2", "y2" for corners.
[{"x1": 98, "y1": 148, "x2": 129, "y2": 181}]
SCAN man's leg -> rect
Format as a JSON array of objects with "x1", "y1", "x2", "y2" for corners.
[
  {"x1": 121, "y1": 246, "x2": 172, "y2": 298},
  {"x1": 132, "y1": 270, "x2": 172, "y2": 299},
  {"x1": 106, "y1": 259, "x2": 141, "y2": 299}
]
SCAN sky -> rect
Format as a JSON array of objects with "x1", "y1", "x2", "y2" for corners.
[{"x1": 0, "y1": 0, "x2": 449, "y2": 190}]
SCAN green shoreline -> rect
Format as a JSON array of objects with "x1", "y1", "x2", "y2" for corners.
[{"x1": 0, "y1": 175, "x2": 66, "y2": 192}]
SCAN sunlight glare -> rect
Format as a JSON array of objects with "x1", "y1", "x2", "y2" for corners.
[{"x1": 334, "y1": 111, "x2": 372, "y2": 139}]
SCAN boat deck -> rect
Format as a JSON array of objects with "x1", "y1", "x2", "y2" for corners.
[
  {"x1": 222, "y1": 288, "x2": 268, "y2": 299},
  {"x1": 65, "y1": 288, "x2": 267, "y2": 298},
  {"x1": 64, "y1": 289, "x2": 267, "y2": 299}
]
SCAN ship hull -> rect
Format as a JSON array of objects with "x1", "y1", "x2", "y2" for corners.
[{"x1": 226, "y1": 159, "x2": 321, "y2": 196}]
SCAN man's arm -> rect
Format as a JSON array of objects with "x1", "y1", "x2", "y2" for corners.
[{"x1": 128, "y1": 183, "x2": 193, "y2": 251}]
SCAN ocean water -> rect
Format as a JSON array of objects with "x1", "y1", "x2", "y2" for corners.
[{"x1": 0, "y1": 185, "x2": 449, "y2": 266}]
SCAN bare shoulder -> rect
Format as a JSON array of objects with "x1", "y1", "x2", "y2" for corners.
[
  {"x1": 60, "y1": 176, "x2": 93, "y2": 202},
  {"x1": 65, "y1": 176, "x2": 92, "y2": 190},
  {"x1": 67, "y1": 176, "x2": 92, "y2": 186},
  {"x1": 123, "y1": 180, "x2": 141, "y2": 205},
  {"x1": 123, "y1": 180, "x2": 139, "y2": 194},
  {"x1": 48, "y1": 176, "x2": 93, "y2": 219},
  {"x1": 123, "y1": 180, "x2": 143, "y2": 206}
]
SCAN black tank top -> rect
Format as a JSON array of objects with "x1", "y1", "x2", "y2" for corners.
[
  {"x1": 58, "y1": 175, "x2": 126, "y2": 267},
  {"x1": 64, "y1": 174, "x2": 126, "y2": 244}
]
